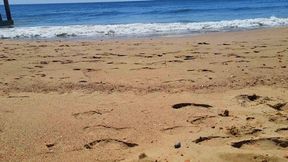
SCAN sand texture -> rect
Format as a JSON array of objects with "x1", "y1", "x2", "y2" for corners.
[{"x1": 0, "y1": 28, "x2": 288, "y2": 162}]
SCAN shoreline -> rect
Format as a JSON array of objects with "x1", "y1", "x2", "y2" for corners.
[
  {"x1": 1, "y1": 16, "x2": 288, "y2": 40},
  {"x1": 1, "y1": 26, "x2": 286, "y2": 43},
  {"x1": 0, "y1": 27, "x2": 288, "y2": 162}
]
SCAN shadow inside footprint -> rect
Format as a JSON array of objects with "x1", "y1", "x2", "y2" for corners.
[
  {"x1": 231, "y1": 137, "x2": 288, "y2": 149},
  {"x1": 188, "y1": 115, "x2": 215, "y2": 124},
  {"x1": 275, "y1": 127, "x2": 288, "y2": 133},
  {"x1": 46, "y1": 143, "x2": 55, "y2": 149},
  {"x1": 235, "y1": 94, "x2": 264, "y2": 106},
  {"x1": 84, "y1": 139, "x2": 138, "y2": 149},
  {"x1": 267, "y1": 103, "x2": 287, "y2": 111},
  {"x1": 193, "y1": 136, "x2": 228, "y2": 144},
  {"x1": 241, "y1": 94, "x2": 261, "y2": 101},
  {"x1": 172, "y1": 103, "x2": 212, "y2": 109}
]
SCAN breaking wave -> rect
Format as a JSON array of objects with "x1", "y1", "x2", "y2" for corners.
[{"x1": 1, "y1": 16, "x2": 288, "y2": 39}]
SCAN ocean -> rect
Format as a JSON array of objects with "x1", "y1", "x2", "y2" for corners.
[{"x1": 0, "y1": 0, "x2": 288, "y2": 39}]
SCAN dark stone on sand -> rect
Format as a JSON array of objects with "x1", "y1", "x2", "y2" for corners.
[
  {"x1": 174, "y1": 142, "x2": 181, "y2": 149},
  {"x1": 219, "y1": 110, "x2": 229, "y2": 117},
  {"x1": 223, "y1": 110, "x2": 229, "y2": 117}
]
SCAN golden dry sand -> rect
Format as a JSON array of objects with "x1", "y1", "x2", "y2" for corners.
[{"x1": 0, "y1": 28, "x2": 288, "y2": 162}]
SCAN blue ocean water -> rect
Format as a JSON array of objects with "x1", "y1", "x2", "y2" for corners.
[{"x1": 0, "y1": 0, "x2": 288, "y2": 39}]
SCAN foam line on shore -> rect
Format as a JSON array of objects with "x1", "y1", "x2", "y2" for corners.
[{"x1": 1, "y1": 16, "x2": 288, "y2": 39}]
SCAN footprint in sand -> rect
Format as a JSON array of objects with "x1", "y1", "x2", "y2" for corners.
[
  {"x1": 84, "y1": 139, "x2": 138, "y2": 150},
  {"x1": 197, "y1": 69, "x2": 215, "y2": 73},
  {"x1": 198, "y1": 42, "x2": 210, "y2": 45},
  {"x1": 61, "y1": 60, "x2": 73, "y2": 64},
  {"x1": 0, "y1": 54, "x2": 8, "y2": 59},
  {"x1": 40, "y1": 61, "x2": 49, "y2": 65},
  {"x1": 275, "y1": 127, "x2": 288, "y2": 135},
  {"x1": 72, "y1": 109, "x2": 112, "y2": 119},
  {"x1": 85, "y1": 68, "x2": 98, "y2": 72},
  {"x1": 83, "y1": 124, "x2": 135, "y2": 138},
  {"x1": 175, "y1": 55, "x2": 196, "y2": 60},
  {"x1": 220, "y1": 153, "x2": 286, "y2": 162},
  {"x1": 268, "y1": 113, "x2": 288, "y2": 124},
  {"x1": 5, "y1": 58, "x2": 16, "y2": 61},
  {"x1": 235, "y1": 94, "x2": 286, "y2": 108},
  {"x1": 46, "y1": 143, "x2": 56, "y2": 150},
  {"x1": 267, "y1": 103, "x2": 287, "y2": 111},
  {"x1": 160, "y1": 125, "x2": 197, "y2": 135},
  {"x1": 130, "y1": 67, "x2": 156, "y2": 71},
  {"x1": 226, "y1": 125, "x2": 263, "y2": 137},
  {"x1": 83, "y1": 124, "x2": 131, "y2": 132},
  {"x1": 34, "y1": 65, "x2": 43, "y2": 68},
  {"x1": 187, "y1": 115, "x2": 216, "y2": 124},
  {"x1": 231, "y1": 137, "x2": 288, "y2": 149},
  {"x1": 162, "y1": 79, "x2": 195, "y2": 84},
  {"x1": 193, "y1": 136, "x2": 230, "y2": 146}
]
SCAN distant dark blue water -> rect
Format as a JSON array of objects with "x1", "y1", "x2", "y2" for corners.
[{"x1": 0, "y1": 0, "x2": 288, "y2": 39}]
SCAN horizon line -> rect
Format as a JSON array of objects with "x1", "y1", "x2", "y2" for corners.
[{"x1": 5, "y1": 0, "x2": 152, "y2": 5}]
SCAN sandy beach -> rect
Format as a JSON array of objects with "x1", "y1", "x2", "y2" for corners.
[{"x1": 0, "y1": 28, "x2": 288, "y2": 162}]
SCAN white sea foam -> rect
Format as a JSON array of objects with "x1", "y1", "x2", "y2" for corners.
[{"x1": 1, "y1": 17, "x2": 288, "y2": 39}]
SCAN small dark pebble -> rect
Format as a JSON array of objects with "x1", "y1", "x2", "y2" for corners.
[
  {"x1": 174, "y1": 142, "x2": 181, "y2": 149},
  {"x1": 219, "y1": 110, "x2": 229, "y2": 117},
  {"x1": 223, "y1": 110, "x2": 229, "y2": 117}
]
